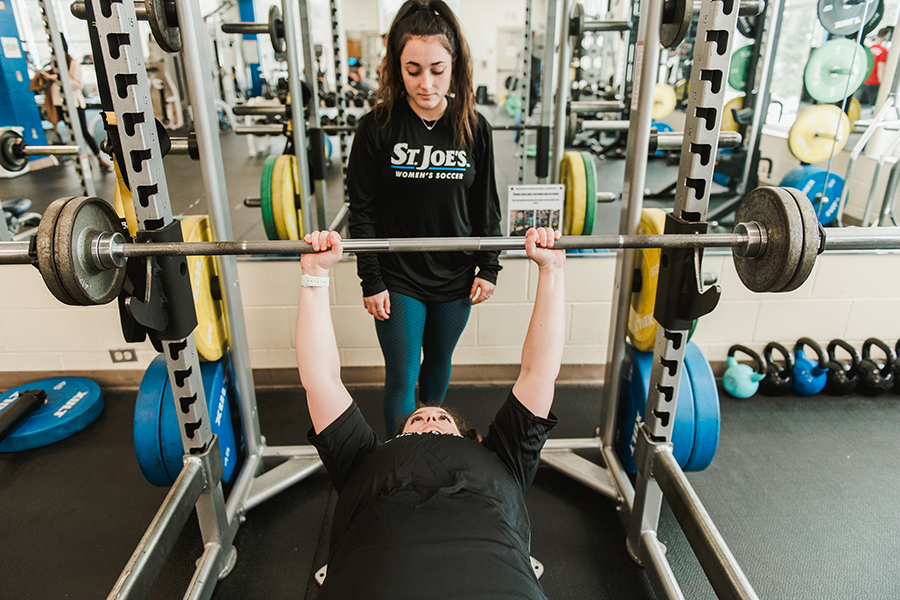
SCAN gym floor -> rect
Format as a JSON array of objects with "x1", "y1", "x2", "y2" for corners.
[{"x1": 2, "y1": 114, "x2": 899, "y2": 599}]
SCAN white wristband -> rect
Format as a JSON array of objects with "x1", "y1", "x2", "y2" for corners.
[{"x1": 301, "y1": 274, "x2": 330, "y2": 288}]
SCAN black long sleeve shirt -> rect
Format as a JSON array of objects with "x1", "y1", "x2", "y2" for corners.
[{"x1": 347, "y1": 100, "x2": 502, "y2": 302}]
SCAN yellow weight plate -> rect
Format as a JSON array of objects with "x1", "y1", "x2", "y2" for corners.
[
  {"x1": 653, "y1": 84, "x2": 677, "y2": 120},
  {"x1": 113, "y1": 160, "x2": 138, "y2": 237},
  {"x1": 628, "y1": 209, "x2": 667, "y2": 351},
  {"x1": 281, "y1": 155, "x2": 299, "y2": 240},
  {"x1": 180, "y1": 216, "x2": 227, "y2": 361},
  {"x1": 560, "y1": 151, "x2": 587, "y2": 235},
  {"x1": 271, "y1": 155, "x2": 289, "y2": 240},
  {"x1": 291, "y1": 155, "x2": 304, "y2": 238},
  {"x1": 788, "y1": 105, "x2": 850, "y2": 164},
  {"x1": 847, "y1": 96, "x2": 861, "y2": 133},
  {"x1": 721, "y1": 96, "x2": 744, "y2": 132}
]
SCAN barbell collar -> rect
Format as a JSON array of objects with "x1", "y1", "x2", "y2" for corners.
[
  {"x1": 0, "y1": 241, "x2": 31, "y2": 264},
  {"x1": 732, "y1": 221, "x2": 766, "y2": 259},
  {"x1": 92, "y1": 231, "x2": 128, "y2": 270},
  {"x1": 71, "y1": 1, "x2": 149, "y2": 20},
  {"x1": 168, "y1": 137, "x2": 190, "y2": 154},
  {"x1": 571, "y1": 101, "x2": 627, "y2": 114},
  {"x1": 221, "y1": 22, "x2": 269, "y2": 35}
]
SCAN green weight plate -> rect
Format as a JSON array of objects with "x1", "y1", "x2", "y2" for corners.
[
  {"x1": 260, "y1": 155, "x2": 278, "y2": 240},
  {"x1": 683, "y1": 342, "x2": 720, "y2": 471},
  {"x1": 728, "y1": 45, "x2": 752, "y2": 92},
  {"x1": 865, "y1": 45, "x2": 874, "y2": 82},
  {"x1": 579, "y1": 151, "x2": 596, "y2": 235},
  {"x1": 804, "y1": 39, "x2": 869, "y2": 103}
]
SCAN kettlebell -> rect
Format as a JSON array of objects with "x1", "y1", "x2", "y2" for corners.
[
  {"x1": 792, "y1": 338, "x2": 828, "y2": 396},
  {"x1": 824, "y1": 339, "x2": 860, "y2": 396},
  {"x1": 857, "y1": 338, "x2": 896, "y2": 397},
  {"x1": 723, "y1": 345, "x2": 766, "y2": 399},
  {"x1": 893, "y1": 339, "x2": 900, "y2": 394},
  {"x1": 759, "y1": 342, "x2": 793, "y2": 396}
]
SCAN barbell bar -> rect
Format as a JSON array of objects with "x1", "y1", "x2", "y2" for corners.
[
  {"x1": 220, "y1": 6, "x2": 285, "y2": 53},
  {"x1": 6, "y1": 189, "x2": 900, "y2": 305}
]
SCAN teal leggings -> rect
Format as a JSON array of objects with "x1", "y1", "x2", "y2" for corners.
[{"x1": 375, "y1": 291, "x2": 471, "y2": 434}]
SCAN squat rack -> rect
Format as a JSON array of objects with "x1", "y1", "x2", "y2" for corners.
[{"x1": 18, "y1": 1, "x2": 887, "y2": 599}]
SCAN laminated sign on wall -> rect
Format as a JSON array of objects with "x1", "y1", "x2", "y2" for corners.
[{"x1": 506, "y1": 185, "x2": 564, "y2": 237}]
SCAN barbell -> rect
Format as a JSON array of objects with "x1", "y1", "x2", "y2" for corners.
[
  {"x1": 71, "y1": 0, "x2": 180, "y2": 53},
  {"x1": 0, "y1": 130, "x2": 79, "y2": 172},
  {"x1": 3, "y1": 187, "x2": 900, "y2": 307},
  {"x1": 221, "y1": 6, "x2": 285, "y2": 54}
]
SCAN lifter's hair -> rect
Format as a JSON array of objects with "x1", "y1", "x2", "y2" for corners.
[{"x1": 375, "y1": 0, "x2": 478, "y2": 149}]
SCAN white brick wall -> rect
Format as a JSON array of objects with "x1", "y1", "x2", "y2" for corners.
[{"x1": 1, "y1": 250, "x2": 898, "y2": 379}]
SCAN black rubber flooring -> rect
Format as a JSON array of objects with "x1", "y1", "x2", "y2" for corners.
[{"x1": 2, "y1": 383, "x2": 899, "y2": 600}]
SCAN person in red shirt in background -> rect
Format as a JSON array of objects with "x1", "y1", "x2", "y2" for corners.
[{"x1": 857, "y1": 26, "x2": 893, "y2": 106}]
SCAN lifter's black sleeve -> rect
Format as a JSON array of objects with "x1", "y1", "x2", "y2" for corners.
[
  {"x1": 481, "y1": 391, "x2": 558, "y2": 493},
  {"x1": 347, "y1": 116, "x2": 386, "y2": 297},
  {"x1": 470, "y1": 117, "x2": 502, "y2": 284},
  {"x1": 308, "y1": 402, "x2": 381, "y2": 493}
]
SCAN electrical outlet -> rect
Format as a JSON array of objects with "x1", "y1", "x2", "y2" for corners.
[{"x1": 109, "y1": 349, "x2": 138, "y2": 363}]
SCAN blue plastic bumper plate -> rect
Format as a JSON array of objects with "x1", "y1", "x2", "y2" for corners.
[{"x1": 0, "y1": 377, "x2": 103, "y2": 452}]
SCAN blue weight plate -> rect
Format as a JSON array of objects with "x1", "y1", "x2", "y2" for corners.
[
  {"x1": 0, "y1": 377, "x2": 103, "y2": 452},
  {"x1": 618, "y1": 343, "x2": 696, "y2": 473},
  {"x1": 159, "y1": 358, "x2": 240, "y2": 485},
  {"x1": 134, "y1": 355, "x2": 171, "y2": 486},
  {"x1": 780, "y1": 165, "x2": 844, "y2": 225},
  {"x1": 683, "y1": 342, "x2": 720, "y2": 471}
]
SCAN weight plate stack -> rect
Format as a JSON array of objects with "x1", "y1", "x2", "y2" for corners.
[
  {"x1": 579, "y1": 151, "x2": 596, "y2": 235},
  {"x1": 280, "y1": 155, "x2": 300, "y2": 241},
  {"x1": 271, "y1": 155, "x2": 290, "y2": 240},
  {"x1": 732, "y1": 186, "x2": 805, "y2": 292},
  {"x1": 682, "y1": 343, "x2": 720, "y2": 471},
  {"x1": 628, "y1": 209, "x2": 667, "y2": 351},
  {"x1": 780, "y1": 187, "x2": 822, "y2": 292},
  {"x1": 721, "y1": 96, "x2": 744, "y2": 132},
  {"x1": 259, "y1": 155, "x2": 278, "y2": 240},
  {"x1": 780, "y1": 164, "x2": 844, "y2": 225},
  {"x1": 560, "y1": 151, "x2": 587, "y2": 235},
  {"x1": 36, "y1": 197, "x2": 79, "y2": 305}
]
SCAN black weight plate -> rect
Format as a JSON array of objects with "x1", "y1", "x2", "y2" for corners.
[
  {"x1": 0, "y1": 129, "x2": 27, "y2": 172},
  {"x1": 36, "y1": 197, "x2": 79, "y2": 306},
  {"x1": 661, "y1": 0, "x2": 693, "y2": 48},
  {"x1": 737, "y1": 16, "x2": 759, "y2": 38},
  {"x1": 863, "y1": 0, "x2": 884, "y2": 36},
  {"x1": 818, "y1": 0, "x2": 880, "y2": 36},
  {"x1": 269, "y1": 5, "x2": 285, "y2": 54},
  {"x1": 145, "y1": 0, "x2": 182, "y2": 53}
]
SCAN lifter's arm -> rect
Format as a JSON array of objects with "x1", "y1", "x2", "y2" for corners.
[
  {"x1": 512, "y1": 228, "x2": 566, "y2": 419},
  {"x1": 296, "y1": 231, "x2": 353, "y2": 434}
]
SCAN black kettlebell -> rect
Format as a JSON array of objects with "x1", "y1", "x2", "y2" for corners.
[
  {"x1": 857, "y1": 338, "x2": 896, "y2": 397},
  {"x1": 759, "y1": 342, "x2": 793, "y2": 396},
  {"x1": 824, "y1": 339, "x2": 860, "y2": 395}
]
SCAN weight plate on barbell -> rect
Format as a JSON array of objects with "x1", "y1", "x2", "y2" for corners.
[
  {"x1": 271, "y1": 155, "x2": 290, "y2": 240},
  {"x1": 817, "y1": 0, "x2": 881, "y2": 37},
  {"x1": 721, "y1": 96, "x2": 744, "y2": 132},
  {"x1": 788, "y1": 104, "x2": 850, "y2": 164},
  {"x1": 259, "y1": 155, "x2": 278, "y2": 240},
  {"x1": 281, "y1": 155, "x2": 300, "y2": 241},
  {"x1": 728, "y1": 45, "x2": 752, "y2": 92},
  {"x1": 0, "y1": 129, "x2": 27, "y2": 172},
  {"x1": 733, "y1": 186, "x2": 804, "y2": 292},
  {"x1": 36, "y1": 197, "x2": 79, "y2": 306},
  {"x1": 560, "y1": 151, "x2": 587, "y2": 236},
  {"x1": 579, "y1": 151, "x2": 596, "y2": 235},
  {"x1": 54, "y1": 196, "x2": 127, "y2": 305},
  {"x1": 180, "y1": 216, "x2": 227, "y2": 362},
  {"x1": 268, "y1": 5, "x2": 285, "y2": 54},
  {"x1": 145, "y1": 0, "x2": 182, "y2": 54},
  {"x1": 780, "y1": 186, "x2": 822, "y2": 292},
  {"x1": 660, "y1": 0, "x2": 693, "y2": 49},
  {"x1": 804, "y1": 39, "x2": 869, "y2": 104},
  {"x1": 652, "y1": 84, "x2": 677, "y2": 120},
  {"x1": 628, "y1": 209, "x2": 667, "y2": 352}
]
